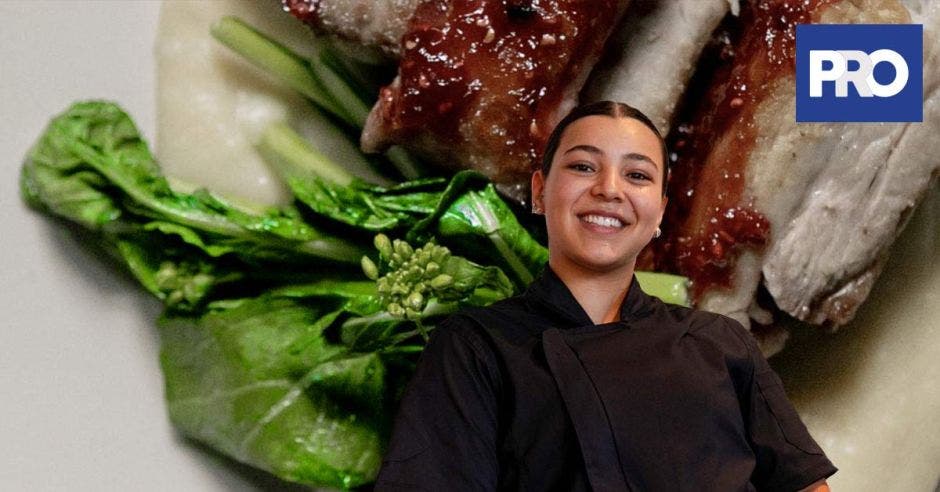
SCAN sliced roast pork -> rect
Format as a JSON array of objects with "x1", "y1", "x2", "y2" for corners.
[
  {"x1": 359, "y1": 0, "x2": 630, "y2": 201},
  {"x1": 584, "y1": 0, "x2": 733, "y2": 134},
  {"x1": 763, "y1": 0, "x2": 940, "y2": 328},
  {"x1": 643, "y1": 0, "x2": 939, "y2": 354}
]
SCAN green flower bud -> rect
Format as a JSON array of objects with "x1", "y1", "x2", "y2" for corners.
[
  {"x1": 404, "y1": 307, "x2": 421, "y2": 320},
  {"x1": 432, "y1": 248, "x2": 449, "y2": 265},
  {"x1": 394, "y1": 239, "x2": 414, "y2": 258},
  {"x1": 430, "y1": 274, "x2": 453, "y2": 289},
  {"x1": 414, "y1": 250, "x2": 431, "y2": 266},
  {"x1": 406, "y1": 291, "x2": 424, "y2": 310},
  {"x1": 387, "y1": 302, "x2": 405, "y2": 318},
  {"x1": 390, "y1": 252, "x2": 403, "y2": 266},
  {"x1": 374, "y1": 234, "x2": 393, "y2": 259},
  {"x1": 155, "y1": 262, "x2": 177, "y2": 287},
  {"x1": 166, "y1": 290, "x2": 184, "y2": 306},
  {"x1": 425, "y1": 262, "x2": 440, "y2": 275},
  {"x1": 361, "y1": 256, "x2": 379, "y2": 280},
  {"x1": 377, "y1": 278, "x2": 390, "y2": 294}
]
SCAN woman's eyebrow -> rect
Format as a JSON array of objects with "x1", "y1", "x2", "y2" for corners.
[
  {"x1": 563, "y1": 145, "x2": 659, "y2": 169},
  {"x1": 623, "y1": 152, "x2": 658, "y2": 168},
  {"x1": 562, "y1": 144, "x2": 603, "y2": 156}
]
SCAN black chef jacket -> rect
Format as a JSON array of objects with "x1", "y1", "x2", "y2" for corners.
[{"x1": 375, "y1": 268, "x2": 837, "y2": 491}]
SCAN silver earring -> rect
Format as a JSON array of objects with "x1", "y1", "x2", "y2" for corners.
[
  {"x1": 532, "y1": 204, "x2": 543, "y2": 214},
  {"x1": 653, "y1": 227, "x2": 662, "y2": 239}
]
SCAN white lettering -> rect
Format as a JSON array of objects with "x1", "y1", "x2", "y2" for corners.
[
  {"x1": 808, "y1": 49, "x2": 909, "y2": 98},
  {"x1": 809, "y1": 50, "x2": 845, "y2": 97},
  {"x1": 867, "y1": 49, "x2": 909, "y2": 97},
  {"x1": 835, "y1": 50, "x2": 873, "y2": 97}
]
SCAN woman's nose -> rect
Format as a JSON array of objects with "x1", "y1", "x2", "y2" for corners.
[{"x1": 591, "y1": 168, "x2": 623, "y2": 201}]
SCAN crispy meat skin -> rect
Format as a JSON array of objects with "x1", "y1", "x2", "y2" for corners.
[
  {"x1": 283, "y1": 0, "x2": 420, "y2": 55},
  {"x1": 360, "y1": 0, "x2": 629, "y2": 200}
]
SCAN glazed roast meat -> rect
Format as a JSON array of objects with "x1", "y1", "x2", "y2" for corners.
[
  {"x1": 361, "y1": 0, "x2": 630, "y2": 202},
  {"x1": 639, "y1": 0, "x2": 939, "y2": 353}
]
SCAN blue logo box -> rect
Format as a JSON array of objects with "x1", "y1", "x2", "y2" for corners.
[{"x1": 796, "y1": 24, "x2": 923, "y2": 122}]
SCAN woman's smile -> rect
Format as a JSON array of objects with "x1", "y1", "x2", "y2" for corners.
[{"x1": 578, "y1": 211, "x2": 628, "y2": 230}]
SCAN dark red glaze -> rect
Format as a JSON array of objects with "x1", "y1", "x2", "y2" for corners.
[
  {"x1": 638, "y1": 0, "x2": 836, "y2": 300},
  {"x1": 283, "y1": 0, "x2": 322, "y2": 24},
  {"x1": 377, "y1": 0, "x2": 621, "y2": 183}
]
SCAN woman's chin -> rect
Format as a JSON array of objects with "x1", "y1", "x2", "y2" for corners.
[{"x1": 560, "y1": 253, "x2": 637, "y2": 276}]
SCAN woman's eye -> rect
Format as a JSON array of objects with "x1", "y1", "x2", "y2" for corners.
[
  {"x1": 568, "y1": 162, "x2": 594, "y2": 172},
  {"x1": 627, "y1": 171, "x2": 651, "y2": 181}
]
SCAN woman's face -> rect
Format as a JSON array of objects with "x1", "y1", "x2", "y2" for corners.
[{"x1": 532, "y1": 115, "x2": 667, "y2": 276}]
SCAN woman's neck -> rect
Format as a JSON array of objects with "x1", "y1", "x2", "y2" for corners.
[{"x1": 550, "y1": 261, "x2": 635, "y2": 325}]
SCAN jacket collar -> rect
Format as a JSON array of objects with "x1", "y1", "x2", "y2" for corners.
[{"x1": 523, "y1": 266, "x2": 656, "y2": 328}]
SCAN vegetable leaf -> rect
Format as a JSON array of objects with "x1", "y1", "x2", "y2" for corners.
[
  {"x1": 410, "y1": 179, "x2": 548, "y2": 286},
  {"x1": 160, "y1": 295, "x2": 385, "y2": 489},
  {"x1": 21, "y1": 101, "x2": 367, "y2": 264},
  {"x1": 290, "y1": 176, "x2": 445, "y2": 231}
]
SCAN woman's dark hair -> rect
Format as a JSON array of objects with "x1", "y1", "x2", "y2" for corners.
[{"x1": 540, "y1": 101, "x2": 669, "y2": 195}]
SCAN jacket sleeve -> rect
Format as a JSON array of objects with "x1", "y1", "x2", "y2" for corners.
[
  {"x1": 733, "y1": 320, "x2": 838, "y2": 491},
  {"x1": 374, "y1": 316, "x2": 501, "y2": 491}
]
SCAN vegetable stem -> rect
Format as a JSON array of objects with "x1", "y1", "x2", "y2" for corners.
[
  {"x1": 298, "y1": 238, "x2": 371, "y2": 264},
  {"x1": 311, "y1": 52, "x2": 372, "y2": 128},
  {"x1": 258, "y1": 122, "x2": 355, "y2": 186},
  {"x1": 488, "y1": 232, "x2": 534, "y2": 285},
  {"x1": 211, "y1": 16, "x2": 351, "y2": 124},
  {"x1": 340, "y1": 299, "x2": 458, "y2": 332},
  {"x1": 385, "y1": 145, "x2": 425, "y2": 180},
  {"x1": 635, "y1": 271, "x2": 690, "y2": 306},
  {"x1": 465, "y1": 190, "x2": 535, "y2": 285}
]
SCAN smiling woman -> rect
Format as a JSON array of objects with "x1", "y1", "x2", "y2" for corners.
[
  {"x1": 531, "y1": 103, "x2": 669, "y2": 324},
  {"x1": 374, "y1": 102, "x2": 836, "y2": 491}
]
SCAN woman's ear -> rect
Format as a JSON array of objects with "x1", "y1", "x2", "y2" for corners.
[
  {"x1": 531, "y1": 170, "x2": 545, "y2": 214},
  {"x1": 653, "y1": 196, "x2": 669, "y2": 232}
]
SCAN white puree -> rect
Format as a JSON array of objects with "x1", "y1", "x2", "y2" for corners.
[
  {"x1": 156, "y1": 1, "x2": 940, "y2": 490},
  {"x1": 156, "y1": 0, "x2": 381, "y2": 208},
  {"x1": 773, "y1": 185, "x2": 939, "y2": 492}
]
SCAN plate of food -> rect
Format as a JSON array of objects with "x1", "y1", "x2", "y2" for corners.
[{"x1": 2, "y1": 0, "x2": 937, "y2": 490}]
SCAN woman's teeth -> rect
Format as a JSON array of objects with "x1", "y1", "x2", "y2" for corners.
[{"x1": 581, "y1": 214, "x2": 624, "y2": 228}]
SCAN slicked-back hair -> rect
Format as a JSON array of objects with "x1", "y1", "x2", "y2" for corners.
[{"x1": 540, "y1": 101, "x2": 669, "y2": 196}]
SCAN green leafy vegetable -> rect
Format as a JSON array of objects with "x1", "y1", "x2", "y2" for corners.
[
  {"x1": 160, "y1": 294, "x2": 383, "y2": 488},
  {"x1": 371, "y1": 234, "x2": 512, "y2": 321},
  {"x1": 411, "y1": 181, "x2": 549, "y2": 286},
  {"x1": 259, "y1": 123, "x2": 445, "y2": 232},
  {"x1": 21, "y1": 101, "x2": 367, "y2": 266}
]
